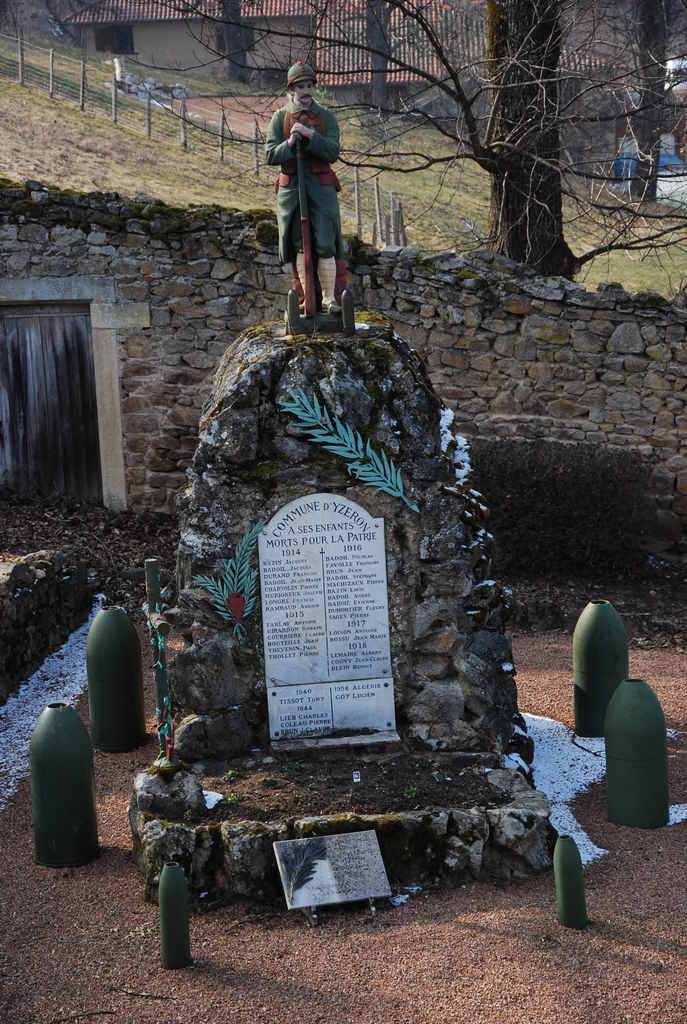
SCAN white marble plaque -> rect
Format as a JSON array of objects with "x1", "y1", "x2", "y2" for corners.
[
  {"x1": 273, "y1": 830, "x2": 391, "y2": 910},
  {"x1": 259, "y1": 494, "x2": 392, "y2": 687},
  {"x1": 267, "y1": 677, "x2": 395, "y2": 740}
]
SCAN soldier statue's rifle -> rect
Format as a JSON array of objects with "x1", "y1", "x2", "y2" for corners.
[{"x1": 296, "y1": 136, "x2": 318, "y2": 318}]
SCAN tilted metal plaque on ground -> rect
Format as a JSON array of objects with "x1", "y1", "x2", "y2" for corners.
[
  {"x1": 258, "y1": 493, "x2": 397, "y2": 746},
  {"x1": 273, "y1": 830, "x2": 391, "y2": 918}
]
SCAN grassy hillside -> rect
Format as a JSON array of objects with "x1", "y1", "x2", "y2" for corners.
[{"x1": 2, "y1": 69, "x2": 687, "y2": 296}]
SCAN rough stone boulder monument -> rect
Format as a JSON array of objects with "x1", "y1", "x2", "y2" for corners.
[{"x1": 129, "y1": 319, "x2": 552, "y2": 905}]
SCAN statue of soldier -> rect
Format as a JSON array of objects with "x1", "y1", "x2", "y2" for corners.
[{"x1": 265, "y1": 62, "x2": 345, "y2": 314}]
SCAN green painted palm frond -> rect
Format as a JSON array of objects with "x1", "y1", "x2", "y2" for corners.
[
  {"x1": 192, "y1": 521, "x2": 265, "y2": 639},
  {"x1": 192, "y1": 572, "x2": 234, "y2": 622},
  {"x1": 278, "y1": 388, "x2": 419, "y2": 512}
]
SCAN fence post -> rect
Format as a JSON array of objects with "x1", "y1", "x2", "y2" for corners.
[
  {"x1": 180, "y1": 99, "x2": 187, "y2": 150},
  {"x1": 219, "y1": 112, "x2": 225, "y2": 161},
  {"x1": 354, "y1": 165, "x2": 363, "y2": 240},
  {"x1": 146, "y1": 90, "x2": 152, "y2": 139},
  {"x1": 111, "y1": 71, "x2": 118, "y2": 124},
  {"x1": 374, "y1": 177, "x2": 384, "y2": 245},
  {"x1": 398, "y1": 200, "x2": 407, "y2": 247},
  {"x1": 391, "y1": 192, "x2": 399, "y2": 245},
  {"x1": 48, "y1": 49, "x2": 54, "y2": 98},
  {"x1": 253, "y1": 121, "x2": 260, "y2": 176},
  {"x1": 17, "y1": 32, "x2": 24, "y2": 86},
  {"x1": 384, "y1": 214, "x2": 391, "y2": 246},
  {"x1": 80, "y1": 60, "x2": 86, "y2": 111}
]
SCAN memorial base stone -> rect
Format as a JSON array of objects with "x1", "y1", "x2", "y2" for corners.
[{"x1": 129, "y1": 766, "x2": 554, "y2": 906}]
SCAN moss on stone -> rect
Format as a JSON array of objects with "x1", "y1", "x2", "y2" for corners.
[
  {"x1": 455, "y1": 269, "x2": 481, "y2": 282},
  {"x1": 255, "y1": 219, "x2": 279, "y2": 246},
  {"x1": 415, "y1": 256, "x2": 437, "y2": 275},
  {"x1": 195, "y1": 822, "x2": 222, "y2": 835},
  {"x1": 243, "y1": 321, "x2": 274, "y2": 342},
  {"x1": 355, "y1": 310, "x2": 392, "y2": 325},
  {"x1": 232, "y1": 821, "x2": 272, "y2": 836},
  {"x1": 246, "y1": 208, "x2": 277, "y2": 223}
]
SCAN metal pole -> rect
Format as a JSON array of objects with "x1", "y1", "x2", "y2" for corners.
[
  {"x1": 48, "y1": 49, "x2": 54, "y2": 98},
  {"x1": 374, "y1": 177, "x2": 384, "y2": 245},
  {"x1": 219, "y1": 112, "x2": 225, "y2": 161},
  {"x1": 79, "y1": 60, "x2": 86, "y2": 111},
  {"x1": 180, "y1": 99, "x2": 187, "y2": 149},
  {"x1": 146, "y1": 90, "x2": 152, "y2": 138},
  {"x1": 111, "y1": 70, "x2": 118, "y2": 124},
  {"x1": 354, "y1": 165, "x2": 362, "y2": 240},
  {"x1": 253, "y1": 120, "x2": 259, "y2": 176},
  {"x1": 17, "y1": 33, "x2": 24, "y2": 86}
]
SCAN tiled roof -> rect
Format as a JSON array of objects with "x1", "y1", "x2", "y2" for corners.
[
  {"x1": 68, "y1": 0, "x2": 318, "y2": 25},
  {"x1": 68, "y1": 0, "x2": 489, "y2": 88},
  {"x1": 317, "y1": 2, "x2": 483, "y2": 86}
]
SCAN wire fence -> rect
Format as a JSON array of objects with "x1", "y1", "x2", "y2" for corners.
[{"x1": 0, "y1": 31, "x2": 428, "y2": 248}]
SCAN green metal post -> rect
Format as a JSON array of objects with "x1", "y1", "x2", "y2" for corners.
[
  {"x1": 553, "y1": 835, "x2": 588, "y2": 929},
  {"x1": 143, "y1": 558, "x2": 176, "y2": 771},
  {"x1": 30, "y1": 704, "x2": 99, "y2": 867},
  {"x1": 604, "y1": 678, "x2": 669, "y2": 828},
  {"x1": 573, "y1": 600, "x2": 628, "y2": 737},
  {"x1": 87, "y1": 606, "x2": 146, "y2": 752},
  {"x1": 159, "y1": 863, "x2": 192, "y2": 969}
]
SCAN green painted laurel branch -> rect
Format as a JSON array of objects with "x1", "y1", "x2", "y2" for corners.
[
  {"x1": 278, "y1": 388, "x2": 419, "y2": 512},
  {"x1": 193, "y1": 521, "x2": 264, "y2": 641}
]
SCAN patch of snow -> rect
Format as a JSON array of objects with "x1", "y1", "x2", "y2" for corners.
[
  {"x1": 669, "y1": 804, "x2": 687, "y2": 825},
  {"x1": 439, "y1": 407, "x2": 472, "y2": 484},
  {"x1": 510, "y1": 714, "x2": 687, "y2": 866},
  {"x1": 203, "y1": 790, "x2": 224, "y2": 810},
  {"x1": 508, "y1": 713, "x2": 608, "y2": 865},
  {"x1": 354, "y1": 321, "x2": 371, "y2": 331},
  {"x1": 501, "y1": 662, "x2": 514, "y2": 673},
  {"x1": 388, "y1": 893, "x2": 409, "y2": 906},
  {"x1": 439, "y1": 406, "x2": 455, "y2": 451},
  {"x1": 0, "y1": 596, "x2": 104, "y2": 814}
]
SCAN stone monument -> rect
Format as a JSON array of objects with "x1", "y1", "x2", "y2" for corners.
[
  {"x1": 170, "y1": 319, "x2": 528, "y2": 764},
  {"x1": 128, "y1": 319, "x2": 551, "y2": 907}
]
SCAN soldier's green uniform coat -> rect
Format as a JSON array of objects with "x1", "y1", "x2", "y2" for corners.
[{"x1": 265, "y1": 99, "x2": 344, "y2": 264}]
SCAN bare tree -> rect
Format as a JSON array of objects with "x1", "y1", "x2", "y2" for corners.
[
  {"x1": 148, "y1": 0, "x2": 687, "y2": 279},
  {"x1": 221, "y1": 0, "x2": 249, "y2": 82},
  {"x1": 483, "y1": 0, "x2": 578, "y2": 275},
  {"x1": 632, "y1": 0, "x2": 670, "y2": 200},
  {"x1": 366, "y1": 0, "x2": 392, "y2": 109}
]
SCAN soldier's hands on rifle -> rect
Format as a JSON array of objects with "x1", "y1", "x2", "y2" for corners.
[{"x1": 287, "y1": 121, "x2": 315, "y2": 147}]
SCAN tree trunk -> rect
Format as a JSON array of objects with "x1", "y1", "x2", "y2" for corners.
[
  {"x1": 366, "y1": 0, "x2": 390, "y2": 110},
  {"x1": 632, "y1": 0, "x2": 668, "y2": 202},
  {"x1": 222, "y1": 0, "x2": 248, "y2": 83},
  {"x1": 486, "y1": 0, "x2": 578, "y2": 277}
]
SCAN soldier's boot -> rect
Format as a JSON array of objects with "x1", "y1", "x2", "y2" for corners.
[{"x1": 318, "y1": 257, "x2": 340, "y2": 314}]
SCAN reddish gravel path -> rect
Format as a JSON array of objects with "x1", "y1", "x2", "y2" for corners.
[{"x1": 1, "y1": 627, "x2": 685, "y2": 1024}]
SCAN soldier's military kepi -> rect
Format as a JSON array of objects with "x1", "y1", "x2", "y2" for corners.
[{"x1": 287, "y1": 62, "x2": 317, "y2": 88}]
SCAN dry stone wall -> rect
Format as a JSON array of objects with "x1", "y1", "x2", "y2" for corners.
[
  {"x1": 1, "y1": 182, "x2": 686, "y2": 553},
  {"x1": 0, "y1": 551, "x2": 92, "y2": 704}
]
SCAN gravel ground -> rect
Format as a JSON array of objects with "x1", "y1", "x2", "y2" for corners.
[{"x1": 0, "y1": 624, "x2": 685, "y2": 1024}]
